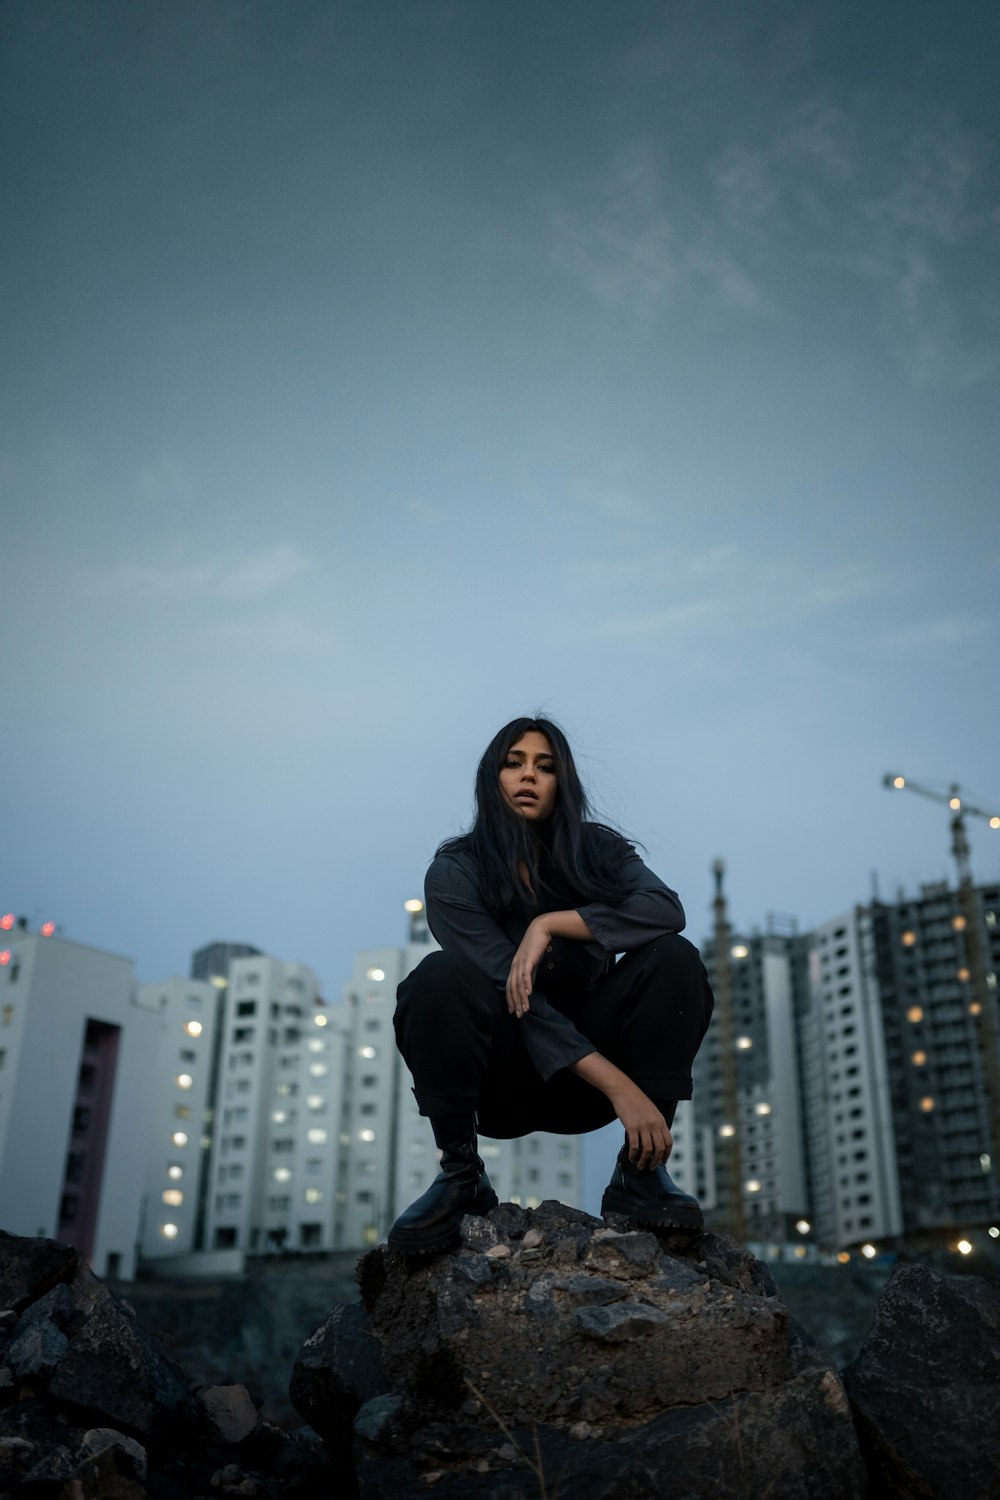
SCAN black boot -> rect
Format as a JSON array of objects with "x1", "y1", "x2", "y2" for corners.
[
  {"x1": 601, "y1": 1146, "x2": 703, "y2": 1232},
  {"x1": 388, "y1": 1128, "x2": 498, "y2": 1255}
]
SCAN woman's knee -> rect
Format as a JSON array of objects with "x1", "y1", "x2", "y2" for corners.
[{"x1": 395, "y1": 949, "x2": 499, "y2": 1028}]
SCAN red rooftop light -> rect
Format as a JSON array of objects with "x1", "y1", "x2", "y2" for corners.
[
  {"x1": 1, "y1": 914, "x2": 14, "y2": 931},
  {"x1": 0, "y1": 951, "x2": 10, "y2": 966},
  {"x1": 40, "y1": 921, "x2": 56, "y2": 937}
]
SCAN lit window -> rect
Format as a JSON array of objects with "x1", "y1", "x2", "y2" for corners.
[
  {"x1": 171, "y1": 1131, "x2": 188, "y2": 1147},
  {"x1": 167, "y1": 1165, "x2": 183, "y2": 1181},
  {"x1": 795, "y1": 1219, "x2": 811, "y2": 1234},
  {"x1": 836, "y1": 1251, "x2": 851, "y2": 1264},
  {"x1": 359, "y1": 1128, "x2": 376, "y2": 1143},
  {"x1": 185, "y1": 1021, "x2": 203, "y2": 1037},
  {"x1": 754, "y1": 1102, "x2": 772, "y2": 1116},
  {"x1": 901, "y1": 931, "x2": 917, "y2": 947},
  {"x1": 162, "y1": 1189, "x2": 183, "y2": 1207},
  {"x1": 358, "y1": 1046, "x2": 377, "y2": 1060},
  {"x1": 161, "y1": 1223, "x2": 179, "y2": 1239},
  {"x1": 906, "y1": 1006, "x2": 924, "y2": 1023},
  {"x1": 718, "y1": 1124, "x2": 736, "y2": 1138},
  {"x1": 305, "y1": 1188, "x2": 322, "y2": 1204},
  {"x1": 307, "y1": 1128, "x2": 327, "y2": 1145},
  {"x1": 314, "y1": 1014, "x2": 328, "y2": 1028},
  {"x1": 970, "y1": 1001, "x2": 983, "y2": 1016},
  {"x1": 307, "y1": 1039, "x2": 325, "y2": 1053},
  {"x1": 735, "y1": 1036, "x2": 753, "y2": 1051},
  {"x1": 957, "y1": 967, "x2": 970, "y2": 983},
  {"x1": 309, "y1": 1063, "x2": 328, "y2": 1077},
  {"x1": 952, "y1": 915, "x2": 967, "y2": 932},
  {"x1": 912, "y1": 1051, "x2": 927, "y2": 1066},
  {"x1": 365, "y1": 967, "x2": 385, "y2": 982},
  {"x1": 307, "y1": 1094, "x2": 324, "y2": 1110},
  {"x1": 731, "y1": 944, "x2": 750, "y2": 960},
  {"x1": 273, "y1": 1167, "x2": 292, "y2": 1183},
  {"x1": 176, "y1": 1074, "x2": 193, "y2": 1090},
  {"x1": 745, "y1": 1179, "x2": 762, "y2": 1193},
  {"x1": 860, "y1": 1243, "x2": 877, "y2": 1259},
  {"x1": 920, "y1": 1096, "x2": 935, "y2": 1113}
]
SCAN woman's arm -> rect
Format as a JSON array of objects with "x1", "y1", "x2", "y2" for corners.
[
  {"x1": 505, "y1": 910, "x2": 594, "y2": 1016},
  {"x1": 571, "y1": 1051, "x2": 672, "y2": 1168}
]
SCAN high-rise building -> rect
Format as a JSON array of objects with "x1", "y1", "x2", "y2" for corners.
[{"x1": 0, "y1": 927, "x2": 159, "y2": 1279}]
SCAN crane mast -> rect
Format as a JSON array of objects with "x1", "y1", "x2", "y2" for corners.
[{"x1": 711, "y1": 859, "x2": 745, "y2": 1240}]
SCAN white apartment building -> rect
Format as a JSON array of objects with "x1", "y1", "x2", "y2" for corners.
[
  {"x1": 0, "y1": 926, "x2": 158, "y2": 1279},
  {"x1": 799, "y1": 910, "x2": 902, "y2": 1249},
  {"x1": 336, "y1": 903, "x2": 583, "y2": 1248},
  {"x1": 137, "y1": 976, "x2": 220, "y2": 1260},
  {"x1": 203, "y1": 953, "x2": 347, "y2": 1254}
]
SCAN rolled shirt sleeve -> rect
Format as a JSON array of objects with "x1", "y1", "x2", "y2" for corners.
[{"x1": 576, "y1": 847, "x2": 686, "y2": 954}]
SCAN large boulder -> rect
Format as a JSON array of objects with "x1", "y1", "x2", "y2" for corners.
[
  {"x1": 293, "y1": 1200, "x2": 866, "y2": 1499},
  {"x1": 843, "y1": 1262, "x2": 1000, "y2": 1498}
]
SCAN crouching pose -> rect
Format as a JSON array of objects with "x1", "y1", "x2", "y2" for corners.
[{"x1": 390, "y1": 716, "x2": 714, "y2": 1254}]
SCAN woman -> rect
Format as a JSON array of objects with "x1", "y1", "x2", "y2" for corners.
[{"x1": 390, "y1": 716, "x2": 714, "y2": 1254}]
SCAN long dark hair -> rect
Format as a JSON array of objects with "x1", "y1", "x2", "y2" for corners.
[{"x1": 437, "y1": 716, "x2": 632, "y2": 913}]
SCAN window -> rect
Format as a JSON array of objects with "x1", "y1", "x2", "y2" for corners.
[
  {"x1": 233, "y1": 1026, "x2": 254, "y2": 1043},
  {"x1": 237, "y1": 1001, "x2": 256, "y2": 1017}
]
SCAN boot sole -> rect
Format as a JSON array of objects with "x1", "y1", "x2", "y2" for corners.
[
  {"x1": 388, "y1": 1189, "x2": 499, "y2": 1256},
  {"x1": 601, "y1": 1185, "x2": 703, "y2": 1232}
]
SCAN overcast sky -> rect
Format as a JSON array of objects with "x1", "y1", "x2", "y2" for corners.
[{"x1": 3, "y1": 4, "x2": 998, "y2": 1058}]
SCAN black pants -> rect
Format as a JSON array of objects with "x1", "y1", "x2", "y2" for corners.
[{"x1": 393, "y1": 935, "x2": 714, "y2": 1139}]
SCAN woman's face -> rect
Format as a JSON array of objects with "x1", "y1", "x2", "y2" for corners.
[{"x1": 499, "y1": 731, "x2": 558, "y2": 822}]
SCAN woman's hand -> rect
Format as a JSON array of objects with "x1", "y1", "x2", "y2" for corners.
[
  {"x1": 505, "y1": 918, "x2": 551, "y2": 1018},
  {"x1": 608, "y1": 1080, "x2": 673, "y2": 1170}
]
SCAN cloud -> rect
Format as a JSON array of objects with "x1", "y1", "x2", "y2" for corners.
[
  {"x1": 105, "y1": 543, "x2": 313, "y2": 604},
  {"x1": 876, "y1": 614, "x2": 993, "y2": 654}
]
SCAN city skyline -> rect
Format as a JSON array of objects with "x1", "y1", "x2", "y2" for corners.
[{"x1": 2, "y1": 0, "x2": 998, "y2": 1005}]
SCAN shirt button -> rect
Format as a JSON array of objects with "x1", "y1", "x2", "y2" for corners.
[
  {"x1": 546, "y1": 962, "x2": 555, "y2": 970},
  {"x1": 546, "y1": 945, "x2": 553, "y2": 953}
]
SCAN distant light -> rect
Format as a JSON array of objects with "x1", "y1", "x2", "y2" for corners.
[
  {"x1": 745, "y1": 1179, "x2": 762, "y2": 1193},
  {"x1": 309, "y1": 1062, "x2": 328, "y2": 1077},
  {"x1": 0, "y1": 951, "x2": 9, "y2": 967},
  {"x1": 956, "y1": 1239, "x2": 973, "y2": 1255},
  {"x1": 200, "y1": 1135, "x2": 211, "y2": 1149},
  {"x1": 795, "y1": 1219, "x2": 811, "y2": 1234},
  {"x1": 907, "y1": 1005, "x2": 924, "y2": 1023},
  {"x1": 273, "y1": 1167, "x2": 292, "y2": 1182},
  {"x1": 167, "y1": 1165, "x2": 183, "y2": 1181},
  {"x1": 837, "y1": 1251, "x2": 851, "y2": 1264},
  {"x1": 271, "y1": 1110, "x2": 287, "y2": 1125},
  {"x1": 735, "y1": 1036, "x2": 753, "y2": 1050},
  {"x1": 860, "y1": 1243, "x2": 877, "y2": 1260},
  {"x1": 957, "y1": 967, "x2": 971, "y2": 982},
  {"x1": 731, "y1": 944, "x2": 750, "y2": 960},
  {"x1": 990, "y1": 817, "x2": 1000, "y2": 830},
  {"x1": 0, "y1": 914, "x2": 14, "y2": 931},
  {"x1": 949, "y1": 796, "x2": 961, "y2": 811},
  {"x1": 793, "y1": 1245, "x2": 807, "y2": 1259},
  {"x1": 920, "y1": 1096, "x2": 935, "y2": 1113},
  {"x1": 161, "y1": 1223, "x2": 179, "y2": 1239},
  {"x1": 718, "y1": 1124, "x2": 737, "y2": 1138},
  {"x1": 989, "y1": 1226, "x2": 1000, "y2": 1239},
  {"x1": 171, "y1": 1131, "x2": 188, "y2": 1147},
  {"x1": 912, "y1": 1050, "x2": 927, "y2": 1066},
  {"x1": 40, "y1": 921, "x2": 55, "y2": 937},
  {"x1": 969, "y1": 1001, "x2": 983, "y2": 1016},
  {"x1": 892, "y1": 776, "x2": 906, "y2": 790},
  {"x1": 184, "y1": 1021, "x2": 203, "y2": 1037},
  {"x1": 176, "y1": 1074, "x2": 193, "y2": 1090},
  {"x1": 305, "y1": 1188, "x2": 322, "y2": 1204},
  {"x1": 366, "y1": 967, "x2": 385, "y2": 982},
  {"x1": 307, "y1": 1128, "x2": 327, "y2": 1145},
  {"x1": 358, "y1": 1046, "x2": 376, "y2": 1060},
  {"x1": 359, "y1": 1128, "x2": 376, "y2": 1143},
  {"x1": 754, "y1": 1102, "x2": 772, "y2": 1116},
  {"x1": 210, "y1": 975, "x2": 227, "y2": 988},
  {"x1": 952, "y1": 915, "x2": 967, "y2": 932},
  {"x1": 314, "y1": 1014, "x2": 328, "y2": 1027},
  {"x1": 404, "y1": 899, "x2": 424, "y2": 913},
  {"x1": 980, "y1": 1154, "x2": 992, "y2": 1172},
  {"x1": 307, "y1": 1094, "x2": 324, "y2": 1110},
  {"x1": 901, "y1": 931, "x2": 917, "y2": 948},
  {"x1": 308, "y1": 1039, "x2": 325, "y2": 1053},
  {"x1": 162, "y1": 1189, "x2": 183, "y2": 1207}
]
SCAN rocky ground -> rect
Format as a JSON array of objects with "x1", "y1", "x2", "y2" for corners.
[{"x1": 3, "y1": 1208, "x2": 1000, "y2": 1498}]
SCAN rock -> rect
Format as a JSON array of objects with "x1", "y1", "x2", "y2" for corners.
[
  {"x1": 199, "y1": 1384, "x2": 260, "y2": 1445},
  {"x1": 843, "y1": 1262, "x2": 1000, "y2": 1498},
  {"x1": 5, "y1": 1282, "x2": 76, "y2": 1381},
  {"x1": 0, "y1": 1232, "x2": 78, "y2": 1313},
  {"x1": 289, "y1": 1299, "x2": 389, "y2": 1477},
  {"x1": 79, "y1": 1426, "x2": 148, "y2": 1479},
  {"x1": 289, "y1": 1200, "x2": 865, "y2": 1498}
]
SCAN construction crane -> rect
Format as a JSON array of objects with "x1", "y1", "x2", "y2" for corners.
[
  {"x1": 883, "y1": 773, "x2": 1000, "y2": 1216},
  {"x1": 711, "y1": 859, "x2": 745, "y2": 1241}
]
